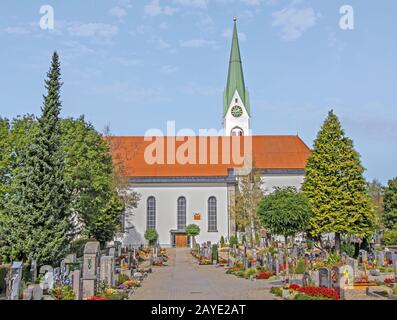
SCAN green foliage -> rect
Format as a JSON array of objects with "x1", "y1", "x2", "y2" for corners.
[
  {"x1": 242, "y1": 235, "x2": 247, "y2": 245},
  {"x1": 324, "y1": 253, "x2": 341, "y2": 267},
  {"x1": 69, "y1": 238, "x2": 90, "y2": 258},
  {"x1": 145, "y1": 228, "x2": 158, "y2": 245},
  {"x1": 341, "y1": 242, "x2": 355, "y2": 257},
  {"x1": 294, "y1": 259, "x2": 306, "y2": 274},
  {"x1": 1, "y1": 53, "x2": 72, "y2": 265},
  {"x1": 118, "y1": 274, "x2": 130, "y2": 285},
  {"x1": 232, "y1": 169, "x2": 263, "y2": 233},
  {"x1": 229, "y1": 235, "x2": 238, "y2": 247},
  {"x1": 270, "y1": 286, "x2": 283, "y2": 297},
  {"x1": 257, "y1": 187, "x2": 312, "y2": 238},
  {"x1": 61, "y1": 117, "x2": 125, "y2": 244},
  {"x1": 382, "y1": 228, "x2": 397, "y2": 246},
  {"x1": 212, "y1": 244, "x2": 219, "y2": 263},
  {"x1": 186, "y1": 224, "x2": 200, "y2": 237},
  {"x1": 383, "y1": 177, "x2": 397, "y2": 230},
  {"x1": 220, "y1": 236, "x2": 225, "y2": 248},
  {"x1": 0, "y1": 265, "x2": 9, "y2": 294},
  {"x1": 302, "y1": 110, "x2": 376, "y2": 240},
  {"x1": 368, "y1": 179, "x2": 384, "y2": 228},
  {"x1": 51, "y1": 285, "x2": 76, "y2": 300},
  {"x1": 245, "y1": 268, "x2": 257, "y2": 278},
  {"x1": 294, "y1": 293, "x2": 330, "y2": 300}
]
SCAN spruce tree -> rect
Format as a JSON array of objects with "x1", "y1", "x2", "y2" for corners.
[
  {"x1": 383, "y1": 177, "x2": 397, "y2": 230},
  {"x1": 1, "y1": 52, "x2": 71, "y2": 264},
  {"x1": 302, "y1": 110, "x2": 375, "y2": 253}
]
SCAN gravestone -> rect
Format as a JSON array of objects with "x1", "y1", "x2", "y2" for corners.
[
  {"x1": 100, "y1": 256, "x2": 115, "y2": 288},
  {"x1": 346, "y1": 257, "x2": 358, "y2": 278},
  {"x1": 318, "y1": 268, "x2": 331, "y2": 288},
  {"x1": 65, "y1": 254, "x2": 77, "y2": 264},
  {"x1": 359, "y1": 250, "x2": 368, "y2": 263},
  {"x1": 275, "y1": 259, "x2": 279, "y2": 276},
  {"x1": 39, "y1": 265, "x2": 54, "y2": 291},
  {"x1": 30, "y1": 260, "x2": 37, "y2": 283},
  {"x1": 376, "y1": 251, "x2": 385, "y2": 267},
  {"x1": 330, "y1": 266, "x2": 341, "y2": 293},
  {"x1": 108, "y1": 247, "x2": 116, "y2": 257},
  {"x1": 8, "y1": 261, "x2": 23, "y2": 300},
  {"x1": 32, "y1": 284, "x2": 43, "y2": 300},
  {"x1": 302, "y1": 272, "x2": 311, "y2": 287},
  {"x1": 72, "y1": 270, "x2": 81, "y2": 300},
  {"x1": 82, "y1": 241, "x2": 100, "y2": 299}
]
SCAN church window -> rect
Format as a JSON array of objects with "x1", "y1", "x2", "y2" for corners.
[
  {"x1": 177, "y1": 196, "x2": 187, "y2": 230},
  {"x1": 147, "y1": 196, "x2": 156, "y2": 230},
  {"x1": 208, "y1": 197, "x2": 217, "y2": 232}
]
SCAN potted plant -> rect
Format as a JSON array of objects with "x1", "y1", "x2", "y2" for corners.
[
  {"x1": 144, "y1": 228, "x2": 158, "y2": 247},
  {"x1": 186, "y1": 224, "x2": 200, "y2": 248}
]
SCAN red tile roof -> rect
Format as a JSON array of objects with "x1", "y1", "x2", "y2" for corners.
[{"x1": 107, "y1": 136, "x2": 311, "y2": 177}]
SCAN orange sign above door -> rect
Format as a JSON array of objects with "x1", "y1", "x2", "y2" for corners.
[{"x1": 194, "y1": 213, "x2": 201, "y2": 221}]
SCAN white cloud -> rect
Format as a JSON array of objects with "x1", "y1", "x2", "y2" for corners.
[
  {"x1": 68, "y1": 22, "x2": 118, "y2": 39},
  {"x1": 144, "y1": 0, "x2": 179, "y2": 17},
  {"x1": 109, "y1": 6, "x2": 128, "y2": 20},
  {"x1": 180, "y1": 38, "x2": 217, "y2": 48},
  {"x1": 150, "y1": 36, "x2": 172, "y2": 50},
  {"x1": 174, "y1": 0, "x2": 209, "y2": 8},
  {"x1": 111, "y1": 56, "x2": 143, "y2": 67},
  {"x1": 4, "y1": 26, "x2": 30, "y2": 35},
  {"x1": 242, "y1": 0, "x2": 263, "y2": 6},
  {"x1": 222, "y1": 28, "x2": 247, "y2": 41},
  {"x1": 272, "y1": 7, "x2": 317, "y2": 41},
  {"x1": 161, "y1": 65, "x2": 179, "y2": 73}
]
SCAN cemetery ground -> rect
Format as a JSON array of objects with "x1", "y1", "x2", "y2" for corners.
[
  {"x1": 1, "y1": 240, "x2": 397, "y2": 301},
  {"x1": 131, "y1": 248, "x2": 277, "y2": 300}
]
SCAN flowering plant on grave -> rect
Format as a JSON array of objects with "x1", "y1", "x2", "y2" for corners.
[
  {"x1": 296, "y1": 286, "x2": 340, "y2": 300},
  {"x1": 87, "y1": 296, "x2": 110, "y2": 300},
  {"x1": 288, "y1": 284, "x2": 301, "y2": 291},
  {"x1": 384, "y1": 278, "x2": 396, "y2": 285},
  {"x1": 256, "y1": 271, "x2": 273, "y2": 280},
  {"x1": 50, "y1": 285, "x2": 76, "y2": 300}
]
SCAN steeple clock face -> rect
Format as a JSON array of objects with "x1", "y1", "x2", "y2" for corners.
[{"x1": 231, "y1": 105, "x2": 243, "y2": 118}]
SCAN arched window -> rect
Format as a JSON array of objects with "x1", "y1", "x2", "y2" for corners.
[
  {"x1": 177, "y1": 197, "x2": 187, "y2": 230},
  {"x1": 147, "y1": 197, "x2": 156, "y2": 230},
  {"x1": 208, "y1": 197, "x2": 217, "y2": 232},
  {"x1": 231, "y1": 127, "x2": 244, "y2": 136}
]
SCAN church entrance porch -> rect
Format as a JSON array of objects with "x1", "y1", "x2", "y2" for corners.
[{"x1": 171, "y1": 230, "x2": 190, "y2": 248}]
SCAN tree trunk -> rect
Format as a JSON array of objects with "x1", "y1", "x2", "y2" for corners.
[
  {"x1": 284, "y1": 236, "x2": 289, "y2": 286},
  {"x1": 335, "y1": 232, "x2": 341, "y2": 254}
]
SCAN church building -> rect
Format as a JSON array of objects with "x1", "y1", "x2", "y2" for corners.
[{"x1": 110, "y1": 19, "x2": 311, "y2": 248}]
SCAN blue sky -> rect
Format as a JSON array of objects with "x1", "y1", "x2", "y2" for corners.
[{"x1": 0, "y1": 0, "x2": 396, "y2": 183}]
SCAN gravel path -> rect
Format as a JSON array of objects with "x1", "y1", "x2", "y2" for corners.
[{"x1": 131, "y1": 248, "x2": 278, "y2": 300}]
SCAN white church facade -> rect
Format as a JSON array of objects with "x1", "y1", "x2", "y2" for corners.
[{"x1": 111, "y1": 20, "x2": 311, "y2": 248}]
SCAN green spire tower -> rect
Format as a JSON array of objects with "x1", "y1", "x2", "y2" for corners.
[
  {"x1": 223, "y1": 18, "x2": 251, "y2": 136},
  {"x1": 224, "y1": 18, "x2": 250, "y2": 117}
]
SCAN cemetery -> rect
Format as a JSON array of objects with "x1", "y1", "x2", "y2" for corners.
[
  {"x1": 0, "y1": 241, "x2": 169, "y2": 300},
  {"x1": 189, "y1": 235, "x2": 397, "y2": 300}
]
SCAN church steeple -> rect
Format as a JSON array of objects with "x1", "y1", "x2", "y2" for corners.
[
  {"x1": 223, "y1": 18, "x2": 251, "y2": 137},
  {"x1": 223, "y1": 18, "x2": 250, "y2": 117}
]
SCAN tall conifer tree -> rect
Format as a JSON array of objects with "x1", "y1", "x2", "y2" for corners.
[
  {"x1": 302, "y1": 110, "x2": 375, "y2": 253},
  {"x1": 1, "y1": 52, "x2": 71, "y2": 264},
  {"x1": 383, "y1": 177, "x2": 397, "y2": 230}
]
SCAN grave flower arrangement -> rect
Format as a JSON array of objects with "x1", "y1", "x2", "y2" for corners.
[
  {"x1": 256, "y1": 271, "x2": 273, "y2": 280},
  {"x1": 288, "y1": 284, "x2": 340, "y2": 300},
  {"x1": 98, "y1": 288, "x2": 128, "y2": 300},
  {"x1": 87, "y1": 296, "x2": 110, "y2": 300},
  {"x1": 50, "y1": 285, "x2": 76, "y2": 300}
]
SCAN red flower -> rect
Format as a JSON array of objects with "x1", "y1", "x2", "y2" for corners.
[
  {"x1": 87, "y1": 296, "x2": 110, "y2": 300},
  {"x1": 257, "y1": 271, "x2": 273, "y2": 280},
  {"x1": 384, "y1": 278, "x2": 395, "y2": 284},
  {"x1": 289, "y1": 284, "x2": 301, "y2": 291},
  {"x1": 296, "y1": 286, "x2": 339, "y2": 300}
]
